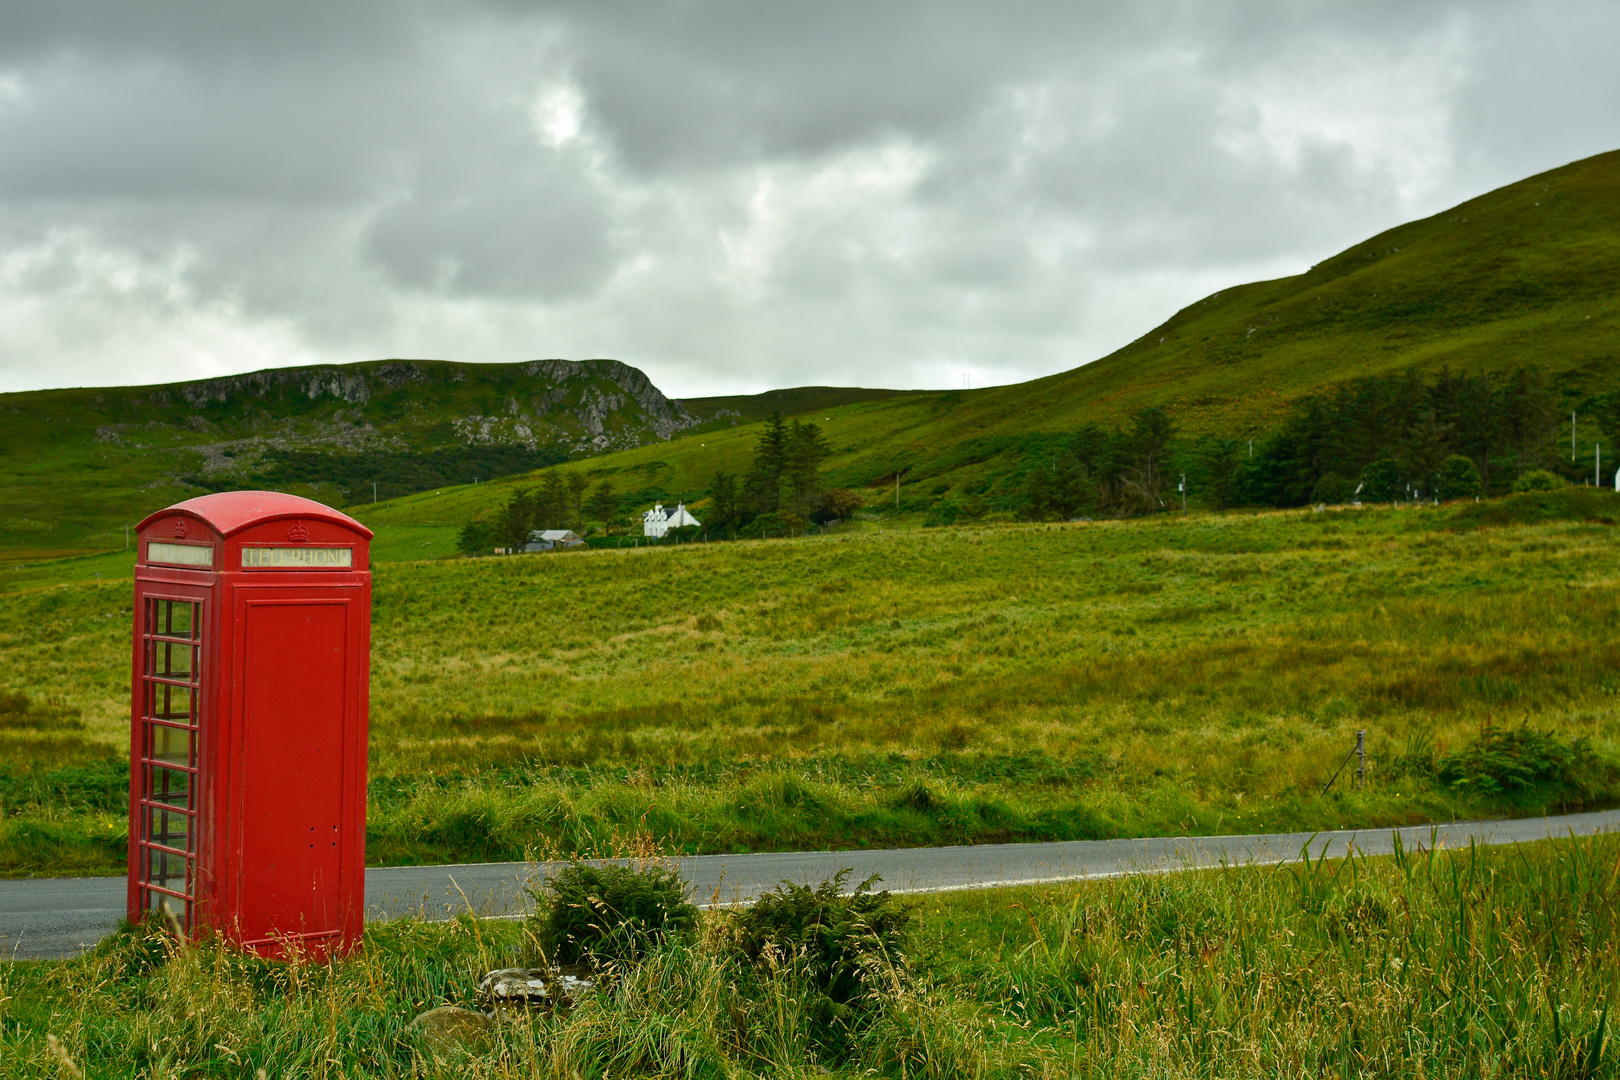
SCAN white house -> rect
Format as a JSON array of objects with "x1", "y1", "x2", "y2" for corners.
[
  {"x1": 643, "y1": 502, "x2": 701, "y2": 538},
  {"x1": 523, "y1": 529, "x2": 585, "y2": 552}
]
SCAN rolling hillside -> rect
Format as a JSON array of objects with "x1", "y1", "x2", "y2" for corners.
[
  {"x1": 7, "y1": 149, "x2": 1620, "y2": 552},
  {"x1": 360, "y1": 148, "x2": 1620, "y2": 534}
]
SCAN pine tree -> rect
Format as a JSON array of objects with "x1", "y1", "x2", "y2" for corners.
[
  {"x1": 745, "y1": 412, "x2": 790, "y2": 513},
  {"x1": 584, "y1": 480, "x2": 617, "y2": 534}
]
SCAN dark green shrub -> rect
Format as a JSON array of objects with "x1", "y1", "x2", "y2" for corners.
[
  {"x1": 734, "y1": 870, "x2": 912, "y2": 1008},
  {"x1": 922, "y1": 500, "x2": 959, "y2": 527},
  {"x1": 1436, "y1": 724, "x2": 1608, "y2": 799},
  {"x1": 1510, "y1": 468, "x2": 1565, "y2": 493},
  {"x1": 456, "y1": 517, "x2": 498, "y2": 554},
  {"x1": 1359, "y1": 458, "x2": 1404, "y2": 503},
  {"x1": 1311, "y1": 473, "x2": 1356, "y2": 505},
  {"x1": 529, "y1": 862, "x2": 698, "y2": 966},
  {"x1": 1434, "y1": 455, "x2": 1483, "y2": 500}
]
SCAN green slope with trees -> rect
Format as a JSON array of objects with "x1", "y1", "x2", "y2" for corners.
[{"x1": 367, "y1": 149, "x2": 1620, "y2": 541}]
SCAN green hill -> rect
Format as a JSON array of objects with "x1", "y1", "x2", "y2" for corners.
[
  {"x1": 7, "y1": 149, "x2": 1620, "y2": 552},
  {"x1": 360, "y1": 149, "x2": 1620, "y2": 535},
  {"x1": 0, "y1": 358, "x2": 706, "y2": 556}
]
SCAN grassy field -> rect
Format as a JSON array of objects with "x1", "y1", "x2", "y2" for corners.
[
  {"x1": 1, "y1": 832, "x2": 1615, "y2": 1077},
  {"x1": 2, "y1": 489, "x2": 1617, "y2": 876}
]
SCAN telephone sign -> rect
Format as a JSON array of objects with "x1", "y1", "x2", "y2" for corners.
[{"x1": 129, "y1": 491, "x2": 372, "y2": 958}]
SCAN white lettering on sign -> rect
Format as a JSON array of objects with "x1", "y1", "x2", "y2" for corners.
[
  {"x1": 241, "y1": 547, "x2": 353, "y2": 569},
  {"x1": 147, "y1": 542, "x2": 214, "y2": 568}
]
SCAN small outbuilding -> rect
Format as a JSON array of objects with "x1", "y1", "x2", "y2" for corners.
[
  {"x1": 523, "y1": 529, "x2": 584, "y2": 552},
  {"x1": 643, "y1": 502, "x2": 701, "y2": 538}
]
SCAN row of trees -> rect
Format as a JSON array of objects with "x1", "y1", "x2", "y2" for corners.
[
  {"x1": 705, "y1": 412, "x2": 861, "y2": 534},
  {"x1": 1230, "y1": 367, "x2": 1574, "y2": 507},
  {"x1": 1021, "y1": 407, "x2": 1180, "y2": 520},
  {"x1": 457, "y1": 470, "x2": 623, "y2": 552},
  {"x1": 457, "y1": 367, "x2": 1607, "y2": 548},
  {"x1": 1021, "y1": 369, "x2": 1607, "y2": 519}
]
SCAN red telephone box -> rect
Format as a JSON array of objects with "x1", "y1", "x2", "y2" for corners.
[{"x1": 128, "y1": 491, "x2": 372, "y2": 958}]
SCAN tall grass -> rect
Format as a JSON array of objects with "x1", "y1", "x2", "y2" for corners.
[
  {"x1": 2, "y1": 505, "x2": 1618, "y2": 873},
  {"x1": 3, "y1": 833, "x2": 1615, "y2": 1077}
]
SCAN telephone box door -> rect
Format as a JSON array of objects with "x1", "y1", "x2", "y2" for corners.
[{"x1": 232, "y1": 588, "x2": 368, "y2": 950}]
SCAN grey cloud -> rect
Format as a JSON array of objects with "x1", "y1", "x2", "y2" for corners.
[
  {"x1": 363, "y1": 148, "x2": 617, "y2": 299},
  {"x1": 0, "y1": 1, "x2": 1617, "y2": 397}
]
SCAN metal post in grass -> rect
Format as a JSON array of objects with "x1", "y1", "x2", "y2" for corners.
[{"x1": 1321, "y1": 731, "x2": 1367, "y2": 796}]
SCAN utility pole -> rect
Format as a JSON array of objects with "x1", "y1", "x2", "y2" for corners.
[
  {"x1": 1248, "y1": 439, "x2": 1253, "y2": 459},
  {"x1": 1179, "y1": 474, "x2": 1186, "y2": 514},
  {"x1": 373, "y1": 481, "x2": 378, "y2": 503}
]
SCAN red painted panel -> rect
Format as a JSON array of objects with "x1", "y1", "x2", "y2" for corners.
[{"x1": 238, "y1": 600, "x2": 349, "y2": 945}]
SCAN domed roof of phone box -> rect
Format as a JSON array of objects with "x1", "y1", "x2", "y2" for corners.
[{"x1": 136, "y1": 491, "x2": 373, "y2": 539}]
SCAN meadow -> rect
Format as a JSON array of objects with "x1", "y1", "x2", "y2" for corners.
[
  {"x1": 2, "y1": 490, "x2": 1617, "y2": 876},
  {"x1": 1, "y1": 831, "x2": 1615, "y2": 1077}
]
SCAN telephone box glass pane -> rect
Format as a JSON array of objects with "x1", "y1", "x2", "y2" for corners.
[
  {"x1": 150, "y1": 641, "x2": 195, "y2": 677},
  {"x1": 146, "y1": 766, "x2": 191, "y2": 807},
  {"x1": 146, "y1": 890, "x2": 189, "y2": 923},
  {"x1": 154, "y1": 600, "x2": 196, "y2": 639},
  {"x1": 147, "y1": 725, "x2": 192, "y2": 768},
  {"x1": 145, "y1": 849, "x2": 189, "y2": 893},
  {"x1": 148, "y1": 806, "x2": 192, "y2": 852},
  {"x1": 148, "y1": 683, "x2": 193, "y2": 722}
]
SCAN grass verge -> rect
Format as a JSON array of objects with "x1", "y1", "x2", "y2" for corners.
[{"x1": 1, "y1": 833, "x2": 1615, "y2": 1077}]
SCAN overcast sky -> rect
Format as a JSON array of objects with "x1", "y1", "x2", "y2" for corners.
[{"x1": 1, "y1": 1, "x2": 1617, "y2": 398}]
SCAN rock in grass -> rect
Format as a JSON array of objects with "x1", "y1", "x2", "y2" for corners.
[
  {"x1": 409, "y1": 1006, "x2": 494, "y2": 1053},
  {"x1": 479, "y1": 966, "x2": 596, "y2": 1015}
]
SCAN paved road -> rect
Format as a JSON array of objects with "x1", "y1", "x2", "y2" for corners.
[{"x1": 6, "y1": 808, "x2": 1618, "y2": 961}]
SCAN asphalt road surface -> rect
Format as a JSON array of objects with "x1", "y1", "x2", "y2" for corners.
[{"x1": 5, "y1": 807, "x2": 1618, "y2": 961}]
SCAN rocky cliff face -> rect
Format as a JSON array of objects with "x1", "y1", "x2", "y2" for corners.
[
  {"x1": 124, "y1": 357, "x2": 698, "y2": 458},
  {"x1": 156, "y1": 358, "x2": 695, "y2": 445},
  {"x1": 35, "y1": 357, "x2": 702, "y2": 498}
]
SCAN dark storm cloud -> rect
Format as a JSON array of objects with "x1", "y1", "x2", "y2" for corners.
[{"x1": 0, "y1": 1, "x2": 1616, "y2": 395}]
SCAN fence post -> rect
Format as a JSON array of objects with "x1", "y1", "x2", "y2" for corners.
[{"x1": 1355, "y1": 729, "x2": 1366, "y2": 790}]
